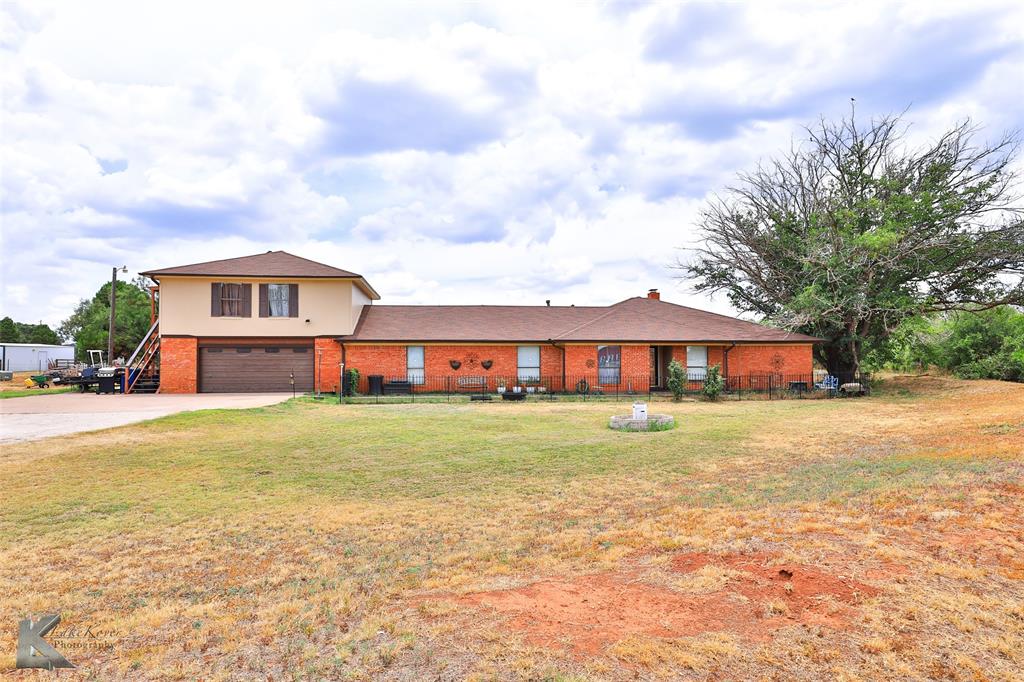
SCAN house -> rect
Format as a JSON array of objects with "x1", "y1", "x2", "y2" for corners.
[{"x1": 137, "y1": 251, "x2": 819, "y2": 394}]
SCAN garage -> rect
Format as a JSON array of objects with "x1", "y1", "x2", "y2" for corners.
[{"x1": 198, "y1": 342, "x2": 314, "y2": 393}]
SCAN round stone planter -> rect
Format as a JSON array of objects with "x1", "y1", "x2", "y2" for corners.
[{"x1": 609, "y1": 414, "x2": 675, "y2": 431}]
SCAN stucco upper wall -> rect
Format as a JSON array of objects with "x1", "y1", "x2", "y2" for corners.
[
  {"x1": 351, "y1": 283, "x2": 371, "y2": 326},
  {"x1": 158, "y1": 276, "x2": 361, "y2": 337}
]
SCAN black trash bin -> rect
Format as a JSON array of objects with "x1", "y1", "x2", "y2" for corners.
[{"x1": 368, "y1": 374, "x2": 384, "y2": 396}]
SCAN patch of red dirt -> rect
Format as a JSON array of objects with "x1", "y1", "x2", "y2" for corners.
[
  {"x1": 671, "y1": 552, "x2": 879, "y2": 608},
  {"x1": 457, "y1": 552, "x2": 879, "y2": 655}
]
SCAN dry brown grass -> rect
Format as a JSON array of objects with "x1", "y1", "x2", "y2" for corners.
[{"x1": 0, "y1": 374, "x2": 1022, "y2": 680}]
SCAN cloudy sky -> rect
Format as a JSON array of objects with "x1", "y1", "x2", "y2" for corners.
[{"x1": 2, "y1": 0, "x2": 1022, "y2": 328}]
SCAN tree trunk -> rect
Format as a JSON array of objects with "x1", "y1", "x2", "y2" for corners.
[{"x1": 818, "y1": 339, "x2": 860, "y2": 381}]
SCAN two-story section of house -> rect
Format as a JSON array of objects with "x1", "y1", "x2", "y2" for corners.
[
  {"x1": 138, "y1": 250, "x2": 820, "y2": 395},
  {"x1": 140, "y1": 251, "x2": 379, "y2": 393}
]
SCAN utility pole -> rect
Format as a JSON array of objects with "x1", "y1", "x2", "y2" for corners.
[{"x1": 108, "y1": 265, "x2": 127, "y2": 364}]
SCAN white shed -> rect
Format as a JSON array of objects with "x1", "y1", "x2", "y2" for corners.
[{"x1": 0, "y1": 343, "x2": 76, "y2": 372}]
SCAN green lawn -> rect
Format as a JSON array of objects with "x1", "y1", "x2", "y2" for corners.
[
  {"x1": 0, "y1": 386, "x2": 74, "y2": 399},
  {"x1": 1, "y1": 376, "x2": 1022, "y2": 679}
]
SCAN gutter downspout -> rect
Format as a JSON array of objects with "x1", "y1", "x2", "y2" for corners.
[
  {"x1": 548, "y1": 339, "x2": 565, "y2": 392},
  {"x1": 723, "y1": 342, "x2": 736, "y2": 379}
]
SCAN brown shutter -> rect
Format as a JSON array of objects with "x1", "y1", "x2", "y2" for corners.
[
  {"x1": 289, "y1": 284, "x2": 299, "y2": 317},
  {"x1": 241, "y1": 283, "x2": 252, "y2": 317},
  {"x1": 211, "y1": 283, "x2": 222, "y2": 317},
  {"x1": 259, "y1": 284, "x2": 269, "y2": 317}
]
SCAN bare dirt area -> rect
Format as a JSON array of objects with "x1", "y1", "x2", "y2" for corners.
[
  {"x1": 0, "y1": 371, "x2": 70, "y2": 394},
  {"x1": 457, "y1": 552, "x2": 880, "y2": 656}
]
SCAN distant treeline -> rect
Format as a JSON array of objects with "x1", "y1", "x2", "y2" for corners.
[
  {"x1": 0, "y1": 317, "x2": 62, "y2": 345},
  {"x1": 867, "y1": 306, "x2": 1024, "y2": 383}
]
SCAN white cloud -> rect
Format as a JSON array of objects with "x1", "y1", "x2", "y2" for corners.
[{"x1": 1, "y1": 0, "x2": 1021, "y2": 330}]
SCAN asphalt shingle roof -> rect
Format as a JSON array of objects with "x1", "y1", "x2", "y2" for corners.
[
  {"x1": 345, "y1": 297, "x2": 820, "y2": 343},
  {"x1": 141, "y1": 251, "x2": 363, "y2": 279}
]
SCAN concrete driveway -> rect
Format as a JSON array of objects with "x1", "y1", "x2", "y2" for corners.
[{"x1": 0, "y1": 393, "x2": 293, "y2": 444}]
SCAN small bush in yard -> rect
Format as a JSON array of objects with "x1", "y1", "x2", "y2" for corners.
[
  {"x1": 344, "y1": 368, "x2": 361, "y2": 396},
  {"x1": 667, "y1": 360, "x2": 687, "y2": 401},
  {"x1": 702, "y1": 364, "x2": 725, "y2": 401}
]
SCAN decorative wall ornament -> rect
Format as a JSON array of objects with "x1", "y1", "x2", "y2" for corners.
[
  {"x1": 585, "y1": 358, "x2": 596, "y2": 369},
  {"x1": 481, "y1": 359, "x2": 493, "y2": 370},
  {"x1": 449, "y1": 359, "x2": 462, "y2": 370}
]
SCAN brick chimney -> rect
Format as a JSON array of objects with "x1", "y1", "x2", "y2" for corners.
[{"x1": 647, "y1": 288, "x2": 660, "y2": 300}]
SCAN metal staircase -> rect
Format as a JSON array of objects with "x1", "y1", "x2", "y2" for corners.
[{"x1": 124, "y1": 319, "x2": 160, "y2": 394}]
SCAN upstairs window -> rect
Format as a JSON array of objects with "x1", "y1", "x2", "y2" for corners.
[
  {"x1": 517, "y1": 346, "x2": 541, "y2": 382},
  {"x1": 686, "y1": 345, "x2": 708, "y2": 380},
  {"x1": 597, "y1": 345, "x2": 621, "y2": 384},
  {"x1": 268, "y1": 284, "x2": 290, "y2": 317},
  {"x1": 211, "y1": 283, "x2": 251, "y2": 317},
  {"x1": 407, "y1": 346, "x2": 425, "y2": 385},
  {"x1": 259, "y1": 283, "x2": 298, "y2": 318}
]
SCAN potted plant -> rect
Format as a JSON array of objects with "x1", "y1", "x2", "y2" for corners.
[{"x1": 496, "y1": 378, "x2": 507, "y2": 394}]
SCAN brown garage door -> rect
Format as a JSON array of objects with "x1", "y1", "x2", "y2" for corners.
[{"x1": 198, "y1": 344, "x2": 314, "y2": 393}]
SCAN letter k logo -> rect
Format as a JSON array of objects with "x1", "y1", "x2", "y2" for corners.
[{"x1": 16, "y1": 615, "x2": 75, "y2": 669}]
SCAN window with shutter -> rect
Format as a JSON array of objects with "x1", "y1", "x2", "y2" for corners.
[
  {"x1": 267, "y1": 284, "x2": 290, "y2": 317},
  {"x1": 219, "y1": 284, "x2": 243, "y2": 316}
]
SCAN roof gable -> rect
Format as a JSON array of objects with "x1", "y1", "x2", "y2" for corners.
[
  {"x1": 141, "y1": 251, "x2": 362, "y2": 279},
  {"x1": 141, "y1": 251, "x2": 380, "y2": 299}
]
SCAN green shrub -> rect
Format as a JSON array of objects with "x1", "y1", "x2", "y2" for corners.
[
  {"x1": 666, "y1": 359, "x2": 686, "y2": 401},
  {"x1": 867, "y1": 306, "x2": 1024, "y2": 383},
  {"x1": 702, "y1": 364, "x2": 725, "y2": 401},
  {"x1": 344, "y1": 368, "x2": 361, "y2": 396}
]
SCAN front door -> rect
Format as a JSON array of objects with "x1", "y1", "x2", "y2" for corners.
[{"x1": 649, "y1": 346, "x2": 659, "y2": 388}]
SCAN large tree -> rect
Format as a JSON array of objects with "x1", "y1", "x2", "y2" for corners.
[
  {"x1": 58, "y1": 277, "x2": 152, "y2": 360},
  {"x1": 678, "y1": 109, "x2": 1024, "y2": 376}
]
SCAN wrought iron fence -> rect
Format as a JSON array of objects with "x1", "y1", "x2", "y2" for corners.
[{"x1": 336, "y1": 371, "x2": 869, "y2": 404}]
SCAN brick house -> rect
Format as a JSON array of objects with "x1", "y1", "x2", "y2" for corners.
[{"x1": 136, "y1": 251, "x2": 819, "y2": 394}]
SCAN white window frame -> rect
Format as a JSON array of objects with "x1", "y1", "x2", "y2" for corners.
[
  {"x1": 597, "y1": 345, "x2": 621, "y2": 384},
  {"x1": 407, "y1": 346, "x2": 425, "y2": 385},
  {"x1": 517, "y1": 345, "x2": 541, "y2": 382},
  {"x1": 686, "y1": 345, "x2": 708, "y2": 380}
]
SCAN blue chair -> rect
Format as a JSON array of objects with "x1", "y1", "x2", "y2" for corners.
[{"x1": 814, "y1": 375, "x2": 839, "y2": 393}]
